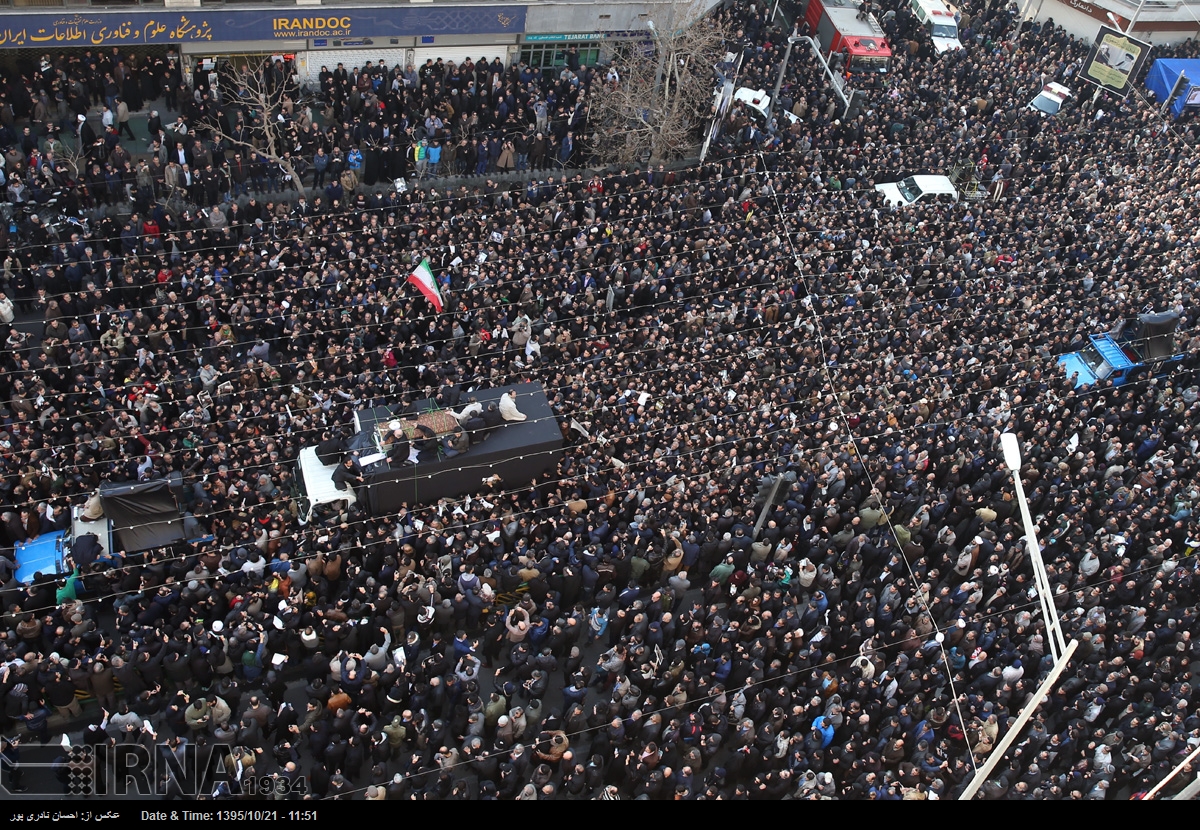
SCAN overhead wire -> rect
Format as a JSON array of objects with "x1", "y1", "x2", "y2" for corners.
[
  {"x1": 312, "y1": 484, "x2": 1200, "y2": 800},
  {"x1": 10, "y1": 178, "x2": 1193, "y2": 468},
  {"x1": 4, "y1": 74, "x2": 1195, "y2": 662},
  {"x1": 2, "y1": 131, "x2": 1182, "y2": 320}
]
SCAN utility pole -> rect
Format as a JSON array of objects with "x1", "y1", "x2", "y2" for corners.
[
  {"x1": 768, "y1": 35, "x2": 803, "y2": 119},
  {"x1": 1162, "y1": 71, "x2": 1189, "y2": 116},
  {"x1": 959, "y1": 638, "x2": 1078, "y2": 800}
]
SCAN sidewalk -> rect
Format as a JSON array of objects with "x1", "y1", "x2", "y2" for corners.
[{"x1": 45, "y1": 101, "x2": 605, "y2": 198}]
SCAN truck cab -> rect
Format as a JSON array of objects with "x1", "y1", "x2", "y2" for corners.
[
  {"x1": 1058, "y1": 311, "x2": 1184, "y2": 388},
  {"x1": 804, "y1": 0, "x2": 893, "y2": 84},
  {"x1": 910, "y1": 0, "x2": 963, "y2": 54},
  {"x1": 296, "y1": 445, "x2": 354, "y2": 524}
]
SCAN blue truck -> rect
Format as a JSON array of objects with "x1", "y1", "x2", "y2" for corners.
[{"x1": 1058, "y1": 311, "x2": 1184, "y2": 388}]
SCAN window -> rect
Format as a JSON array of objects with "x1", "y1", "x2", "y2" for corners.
[
  {"x1": 520, "y1": 42, "x2": 602, "y2": 80},
  {"x1": 848, "y1": 54, "x2": 890, "y2": 73},
  {"x1": 1079, "y1": 345, "x2": 1113, "y2": 380}
]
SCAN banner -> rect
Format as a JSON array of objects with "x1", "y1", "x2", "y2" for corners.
[
  {"x1": 1081, "y1": 25, "x2": 1152, "y2": 95},
  {"x1": 0, "y1": 5, "x2": 525, "y2": 48}
]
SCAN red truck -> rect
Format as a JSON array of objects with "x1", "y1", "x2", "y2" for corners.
[{"x1": 803, "y1": 0, "x2": 892, "y2": 85}]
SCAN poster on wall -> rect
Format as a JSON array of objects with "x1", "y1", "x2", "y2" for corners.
[{"x1": 1081, "y1": 25, "x2": 1152, "y2": 94}]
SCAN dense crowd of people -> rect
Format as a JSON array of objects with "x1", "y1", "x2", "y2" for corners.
[{"x1": 0, "y1": 0, "x2": 1199, "y2": 802}]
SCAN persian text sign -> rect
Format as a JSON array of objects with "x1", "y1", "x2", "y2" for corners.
[
  {"x1": 0, "y1": 5, "x2": 526, "y2": 48},
  {"x1": 1054, "y1": 0, "x2": 1125, "y2": 26}
]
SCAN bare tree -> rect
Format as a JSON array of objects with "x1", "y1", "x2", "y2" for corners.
[
  {"x1": 47, "y1": 132, "x2": 89, "y2": 181},
  {"x1": 586, "y1": 0, "x2": 733, "y2": 166},
  {"x1": 202, "y1": 59, "x2": 304, "y2": 192}
]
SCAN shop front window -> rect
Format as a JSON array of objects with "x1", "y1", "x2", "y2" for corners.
[{"x1": 519, "y1": 42, "x2": 601, "y2": 81}]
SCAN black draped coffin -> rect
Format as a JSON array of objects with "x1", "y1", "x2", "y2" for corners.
[
  {"x1": 353, "y1": 382, "x2": 564, "y2": 514},
  {"x1": 98, "y1": 476, "x2": 187, "y2": 553}
]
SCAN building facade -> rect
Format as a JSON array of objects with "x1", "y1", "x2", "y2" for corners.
[
  {"x1": 0, "y1": 0, "x2": 717, "y2": 85},
  {"x1": 1020, "y1": 0, "x2": 1200, "y2": 45}
]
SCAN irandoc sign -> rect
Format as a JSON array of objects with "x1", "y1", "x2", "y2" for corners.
[
  {"x1": 0, "y1": 5, "x2": 525, "y2": 48},
  {"x1": 272, "y1": 16, "x2": 354, "y2": 38}
]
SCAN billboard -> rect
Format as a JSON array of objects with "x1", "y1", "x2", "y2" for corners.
[
  {"x1": 1081, "y1": 25, "x2": 1151, "y2": 95},
  {"x1": 0, "y1": 6, "x2": 525, "y2": 48}
]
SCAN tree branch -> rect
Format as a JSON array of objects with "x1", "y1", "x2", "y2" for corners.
[
  {"x1": 201, "y1": 61, "x2": 303, "y2": 192},
  {"x1": 587, "y1": 0, "x2": 735, "y2": 165}
]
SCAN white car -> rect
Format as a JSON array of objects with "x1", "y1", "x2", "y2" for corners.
[
  {"x1": 732, "y1": 88, "x2": 799, "y2": 125},
  {"x1": 1027, "y1": 82, "x2": 1072, "y2": 115},
  {"x1": 874, "y1": 175, "x2": 959, "y2": 208}
]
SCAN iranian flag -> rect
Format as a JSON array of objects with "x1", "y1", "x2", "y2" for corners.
[{"x1": 407, "y1": 258, "x2": 443, "y2": 312}]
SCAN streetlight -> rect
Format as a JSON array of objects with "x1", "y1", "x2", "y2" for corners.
[
  {"x1": 1143, "y1": 741, "x2": 1200, "y2": 799},
  {"x1": 1108, "y1": 1, "x2": 1147, "y2": 36},
  {"x1": 958, "y1": 432, "x2": 1079, "y2": 800},
  {"x1": 1000, "y1": 432, "x2": 1067, "y2": 663},
  {"x1": 768, "y1": 35, "x2": 804, "y2": 120},
  {"x1": 958, "y1": 637, "x2": 1078, "y2": 799}
]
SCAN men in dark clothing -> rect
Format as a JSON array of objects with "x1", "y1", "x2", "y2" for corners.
[
  {"x1": 1, "y1": 738, "x2": 26, "y2": 791},
  {"x1": 316, "y1": 431, "x2": 348, "y2": 466},
  {"x1": 331, "y1": 457, "x2": 363, "y2": 492}
]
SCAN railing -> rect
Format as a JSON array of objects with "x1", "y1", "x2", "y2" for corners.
[{"x1": 1103, "y1": 0, "x2": 1193, "y2": 12}]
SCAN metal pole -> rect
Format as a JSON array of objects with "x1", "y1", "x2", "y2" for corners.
[
  {"x1": 1169, "y1": 772, "x2": 1200, "y2": 800},
  {"x1": 769, "y1": 36, "x2": 800, "y2": 119},
  {"x1": 1124, "y1": 0, "x2": 1147, "y2": 34},
  {"x1": 800, "y1": 36, "x2": 850, "y2": 109},
  {"x1": 1162, "y1": 72, "x2": 1188, "y2": 116},
  {"x1": 1144, "y1": 741, "x2": 1200, "y2": 800},
  {"x1": 959, "y1": 638, "x2": 1078, "y2": 800},
  {"x1": 1001, "y1": 433, "x2": 1067, "y2": 662}
]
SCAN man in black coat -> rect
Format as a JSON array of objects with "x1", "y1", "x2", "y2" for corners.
[
  {"x1": 0, "y1": 737, "x2": 26, "y2": 792},
  {"x1": 331, "y1": 457, "x2": 363, "y2": 492},
  {"x1": 315, "y1": 431, "x2": 348, "y2": 466}
]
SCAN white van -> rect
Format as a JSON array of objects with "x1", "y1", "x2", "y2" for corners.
[
  {"x1": 734, "y1": 87, "x2": 772, "y2": 120},
  {"x1": 874, "y1": 175, "x2": 959, "y2": 207},
  {"x1": 732, "y1": 88, "x2": 799, "y2": 125},
  {"x1": 911, "y1": 0, "x2": 963, "y2": 54},
  {"x1": 1026, "y1": 82, "x2": 1072, "y2": 115},
  {"x1": 296, "y1": 445, "x2": 353, "y2": 524}
]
